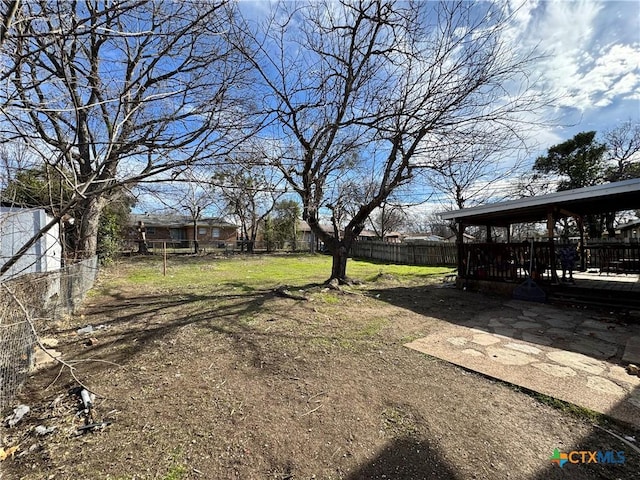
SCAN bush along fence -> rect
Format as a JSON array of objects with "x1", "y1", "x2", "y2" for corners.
[
  {"x1": 350, "y1": 240, "x2": 457, "y2": 266},
  {"x1": 0, "y1": 256, "x2": 98, "y2": 412}
]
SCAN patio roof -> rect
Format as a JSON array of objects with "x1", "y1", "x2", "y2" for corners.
[{"x1": 439, "y1": 179, "x2": 640, "y2": 227}]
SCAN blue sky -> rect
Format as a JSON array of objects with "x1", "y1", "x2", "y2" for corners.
[
  {"x1": 135, "y1": 1, "x2": 640, "y2": 217},
  {"x1": 237, "y1": 0, "x2": 639, "y2": 154},
  {"x1": 508, "y1": 0, "x2": 639, "y2": 150}
]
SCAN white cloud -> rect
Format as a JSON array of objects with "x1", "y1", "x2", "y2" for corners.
[{"x1": 504, "y1": 0, "x2": 640, "y2": 130}]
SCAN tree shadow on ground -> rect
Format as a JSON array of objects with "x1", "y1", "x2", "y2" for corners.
[
  {"x1": 366, "y1": 284, "x2": 636, "y2": 364},
  {"x1": 345, "y1": 436, "x2": 462, "y2": 480},
  {"x1": 38, "y1": 282, "x2": 351, "y2": 384}
]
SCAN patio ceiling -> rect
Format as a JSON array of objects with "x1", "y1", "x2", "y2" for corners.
[{"x1": 439, "y1": 179, "x2": 640, "y2": 227}]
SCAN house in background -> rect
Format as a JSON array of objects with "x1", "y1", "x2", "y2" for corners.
[
  {"x1": 356, "y1": 229, "x2": 378, "y2": 241},
  {"x1": 403, "y1": 233, "x2": 446, "y2": 243},
  {"x1": 0, "y1": 206, "x2": 62, "y2": 280},
  {"x1": 617, "y1": 218, "x2": 640, "y2": 241},
  {"x1": 127, "y1": 213, "x2": 238, "y2": 250},
  {"x1": 297, "y1": 220, "x2": 335, "y2": 251}
]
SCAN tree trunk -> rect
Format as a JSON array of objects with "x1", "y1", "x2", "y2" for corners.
[
  {"x1": 329, "y1": 243, "x2": 349, "y2": 283},
  {"x1": 193, "y1": 218, "x2": 199, "y2": 254},
  {"x1": 75, "y1": 196, "x2": 107, "y2": 259},
  {"x1": 604, "y1": 212, "x2": 616, "y2": 238}
]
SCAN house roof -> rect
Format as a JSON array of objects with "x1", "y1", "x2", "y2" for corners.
[
  {"x1": 130, "y1": 213, "x2": 237, "y2": 229},
  {"x1": 618, "y1": 218, "x2": 640, "y2": 231},
  {"x1": 439, "y1": 179, "x2": 640, "y2": 227},
  {"x1": 297, "y1": 220, "x2": 334, "y2": 233},
  {"x1": 404, "y1": 234, "x2": 446, "y2": 242}
]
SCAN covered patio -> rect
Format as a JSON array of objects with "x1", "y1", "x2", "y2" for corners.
[{"x1": 440, "y1": 179, "x2": 640, "y2": 308}]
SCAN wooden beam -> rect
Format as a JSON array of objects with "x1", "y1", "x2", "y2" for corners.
[
  {"x1": 547, "y1": 210, "x2": 558, "y2": 283},
  {"x1": 457, "y1": 222, "x2": 464, "y2": 278},
  {"x1": 577, "y1": 216, "x2": 586, "y2": 271},
  {"x1": 558, "y1": 207, "x2": 581, "y2": 218}
]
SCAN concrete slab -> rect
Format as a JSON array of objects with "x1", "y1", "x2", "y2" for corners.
[
  {"x1": 622, "y1": 336, "x2": 640, "y2": 365},
  {"x1": 405, "y1": 304, "x2": 640, "y2": 427},
  {"x1": 568, "y1": 337, "x2": 619, "y2": 359}
]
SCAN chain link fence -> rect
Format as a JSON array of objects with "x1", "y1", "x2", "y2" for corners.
[{"x1": 0, "y1": 256, "x2": 98, "y2": 412}]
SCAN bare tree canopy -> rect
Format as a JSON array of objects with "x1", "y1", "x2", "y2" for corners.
[
  {"x1": 233, "y1": 0, "x2": 547, "y2": 282},
  {"x1": 212, "y1": 152, "x2": 287, "y2": 253},
  {"x1": 603, "y1": 120, "x2": 640, "y2": 182},
  {"x1": 0, "y1": 0, "x2": 249, "y2": 273}
]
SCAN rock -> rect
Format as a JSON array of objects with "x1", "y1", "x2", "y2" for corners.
[
  {"x1": 41, "y1": 337, "x2": 59, "y2": 348},
  {"x1": 626, "y1": 364, "x2": 639, "y2": 376},
  {"x1": 33, "y1": 347, "x2": 62, "y2": 369},
  {"x1": 85, "y1": 337, "x2": 99, "y2": 346}
]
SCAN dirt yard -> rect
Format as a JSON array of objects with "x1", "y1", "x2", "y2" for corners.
[{"x1": 2, "y1": 254, "x2": 638, "y2": 479}]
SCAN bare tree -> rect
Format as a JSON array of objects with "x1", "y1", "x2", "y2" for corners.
[
  {"x1": 369, "y1": 202, "x2": 407, "y2": 239},
  {"x1": 0, "y1": 0, "x2": 248, "y2": 274},
  {"x1": 0, "y1": 0, "x2": 19, "y2": 47},
  {"x1": 601, "y1": 121, "x2": 640, "y2": 236},
  {"x1": 426, "y1": 135, "x2": 528, "y2": 239},
  {"x1": 603, "y1": 121, "x2": 640, "y2": 182},
  {"x1": 233, "y1": 0, "x2": 546, "y2": 282},
  {"x1": 212, "y1": 154, "x2": 286, "y2": 253}
]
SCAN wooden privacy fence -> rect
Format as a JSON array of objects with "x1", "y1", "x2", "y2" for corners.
[{"x1": 350, "y1": 240, "x2": 457, "y2": 266}]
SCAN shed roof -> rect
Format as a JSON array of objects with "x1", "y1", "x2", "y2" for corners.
[{"x1": 439, "y1": 179, "x2": 640, "y2": 227}]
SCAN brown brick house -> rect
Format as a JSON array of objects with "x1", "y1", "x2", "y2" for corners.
[{"x1": 127, "y1": 213, "x2": 238, "y2": 249}]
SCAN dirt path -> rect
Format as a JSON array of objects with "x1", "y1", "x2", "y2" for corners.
[{"x1": 2, "y1": 257, "x2": 639, "y2": 479}]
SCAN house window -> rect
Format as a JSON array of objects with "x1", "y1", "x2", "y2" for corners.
[
  {"x1": 212, "y1": 228, "x2": 221, "y2": 238},
  {"x1": 146, "y1": 227, "x2": 156, "y2": 235},
  {"x1": 170, "y1": 228, "x2": 185, "y2": 240},
  {"x1": 198, "y1": 227, "x2": 208, "y2": 235}
]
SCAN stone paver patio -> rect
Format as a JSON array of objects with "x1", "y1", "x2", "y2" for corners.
[{"x1": 405, "y1": 299, "x2": 640, "y2": 427}]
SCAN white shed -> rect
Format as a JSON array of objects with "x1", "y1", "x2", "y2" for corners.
[{"x1": 0, "y1": 207, "x2": 62, "y2": 280}]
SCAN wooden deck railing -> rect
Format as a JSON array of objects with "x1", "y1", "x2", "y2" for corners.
[
  {"x1": 585, "y1": 243, "x2": 640, "y2": 273},
  {"x1": 460, "y1": 242, "x2": 554, "y2": 282},
  {"x1": 459, "y1": 241, "x2": 640, "y2": 282}
]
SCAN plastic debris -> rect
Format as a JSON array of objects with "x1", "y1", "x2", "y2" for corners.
[
  {"x1": 6, "y1": 405, "x2": 30, "y2": 427},
  {"x1": 80, "y1": 389, "x2": 94, "y2": 409},
  {"x1": 77, "y1": 325, "x2": 94, "y2": 335},
  {"x1": 77, "y1": 421, "x2": 111, "y2": 433},
  {"x1": 34, "y1": 425, "x2": 56, "y2": 436}
]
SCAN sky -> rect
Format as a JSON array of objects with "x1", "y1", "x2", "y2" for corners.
[
  {"x1": 237, "y1": 0, "x2": 640, "y2": 153},
  {"x1": 507, "y1": 0, "x2": 640, "y2": 151},
  {"x1": 135, "y1": 0, "x2": 640, "y2": 217}
]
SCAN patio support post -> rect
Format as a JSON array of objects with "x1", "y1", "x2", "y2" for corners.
[
  {"x1": 547, "y1": 210, "x2": 558, "y2": 283},
  {"x1": 577, "y1": 216, "x2": 586, "y2": 271},
  {"x1": 456, "y1": 221, "x2": 464, "y2": 278},
  {"x1": 486, "y1": 225, "x2": 492, "y2": 243},
  {"x1": 506, "y1": 225, "x2": 511, "y2": 243}
]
